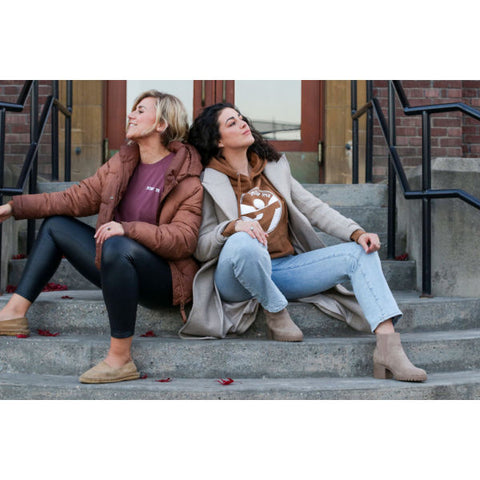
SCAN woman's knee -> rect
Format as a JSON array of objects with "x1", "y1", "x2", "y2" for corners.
[
  {"x1": 350, "y1": 242, "x2": 382, "y2": 274},
  {"x1": 38, "y1": 215, "x2": 69, "y2": 234},
  {"x1": 222, "y1": 232, "x2": 270, "y2": 264},
  {"x1": 101, "y1": 236, "x2": 136, "y2": 267}
]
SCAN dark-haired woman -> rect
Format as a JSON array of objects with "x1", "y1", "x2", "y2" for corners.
[
  {"x1": 180, "y1": 102, "x2": 426, "y2": 383},
  {"x1": 0, "y1": 90, "x2": 203, "y2": 384}
]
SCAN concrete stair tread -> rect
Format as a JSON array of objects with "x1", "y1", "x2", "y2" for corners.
[
  {"x1": 4, "y1": 327, "x2": 480, "y2": 343},
  {"x1": 0, "y1": 370, "x2": 479, "y2": 400},
  {"x1": 2, "y1": 289, "x2": 479, "y2": 336}
]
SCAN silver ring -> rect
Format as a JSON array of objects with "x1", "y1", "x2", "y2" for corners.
[{"x1": 250, "y1": 226, "x2": 254, "y2": 231}]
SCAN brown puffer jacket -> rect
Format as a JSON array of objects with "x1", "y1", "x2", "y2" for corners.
[{"x1": 11, "y1": 141, "x2": 204, "y2": 316}]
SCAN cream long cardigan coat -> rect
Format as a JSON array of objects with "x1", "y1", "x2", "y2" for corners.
[{"x1": 179, "y1": 155, "x2": 371, "y2": 339}]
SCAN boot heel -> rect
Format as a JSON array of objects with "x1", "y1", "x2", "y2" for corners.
[
  {"x1": 373, "y1": 363, "x2": 393, "y2": 379},
  {"x1": 263, "y1": 308, "x2": 303, "y2": 342}
]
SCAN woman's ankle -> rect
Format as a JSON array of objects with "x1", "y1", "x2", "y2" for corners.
[
  {"x1": 104, "y1": 336, "x2": 134, "y2": 368},
  {"x1": 104, "y1": 354, "x2": 132, "y2": 369},
  {"x1": 374, "y1": 319, "x2": 395, "y2": 335},
  {"x1": 0, "y1": 294, "x2": 31, "y2": 321}
]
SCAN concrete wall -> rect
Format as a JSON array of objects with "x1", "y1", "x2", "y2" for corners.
[{"x1": 397, "y1": 157, "x2": 480, "y2": 297}]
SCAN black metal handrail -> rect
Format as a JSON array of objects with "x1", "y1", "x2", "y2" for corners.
[
  {"x1": 0, "y1": 80, "x2": 73, "y2": 291},
  {"x1": 351, "y1": 80, "x2": 480, "y2": 296}
]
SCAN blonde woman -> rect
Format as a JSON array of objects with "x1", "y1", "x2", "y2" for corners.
[{"x1": 0, "y1": 90, "x2": 203, "y2": 384}]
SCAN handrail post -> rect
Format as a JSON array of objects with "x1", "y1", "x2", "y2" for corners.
[
  {"x1": 51, "y1": 80, "x2": 59, "y2": 181},
  {"x1": 64, "y1": 81, "x2": 73, "y2": 181},
  {"x1": 351, "y1": 81, "x2": 359, "y2": 183},
  {"x1": 27, "y1": 81, "x2": 39, "y2": 254},
  {"x1": 387, "y1": 81, "x2": 397, "y2": 260},
  {"x1": 421, "y1": 110, "x2": 433, "y2": 297},
  {"x1": 365, "y1": 80, "x2": 373, "y2": 183}
]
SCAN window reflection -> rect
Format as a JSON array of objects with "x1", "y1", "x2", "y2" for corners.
[{"x1": 234, "y1": 81, "x2": 301, "y2": 141}]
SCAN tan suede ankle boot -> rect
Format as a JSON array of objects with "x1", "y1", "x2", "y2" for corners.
[
  {"x1": 264, "y1": 308, "x2": 304, "y2": 342},
  {"x1": 373, "y1": 332, "x2": 427, "y2": 382}
]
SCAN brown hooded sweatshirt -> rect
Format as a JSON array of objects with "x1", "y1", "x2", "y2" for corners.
[{"x1": 208, "y1": 153, "x2": 294, "y2": 259}]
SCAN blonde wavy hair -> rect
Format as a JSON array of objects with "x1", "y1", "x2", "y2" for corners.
[{"x1": 128, "y1": 89, "x2": 189, "y2": 146}]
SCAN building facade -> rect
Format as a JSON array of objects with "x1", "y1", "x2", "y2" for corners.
[{"x1": 2, "y1": 79, "x2": 480, "y2": 187}]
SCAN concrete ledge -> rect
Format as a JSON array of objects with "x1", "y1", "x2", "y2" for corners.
[
  {"x1": 1, "y1": 370, "x2": 480, "y2": 400},
  {"x1": 398, "y1": 157, "x2": 480, "y2": 297},
  {"x1": 0, "y1": 329, "x2": 479, "y2": 379},
  {"x1": 1, "y1": 289, "x2": 478, "y2": 337}
]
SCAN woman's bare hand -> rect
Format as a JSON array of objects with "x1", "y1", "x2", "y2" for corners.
[
  {"x1": 357, "y1": 232, "x2": 381, "y2": 254},
  {"x1": 235, "y1": 219, "x2": 268, "y2": 247},
  {"x1": 0, "y1": 203, "x2": 13, "y2": 223},
  {"x1": 94, "y1": 221, "x2": 125, "y2": 245}
]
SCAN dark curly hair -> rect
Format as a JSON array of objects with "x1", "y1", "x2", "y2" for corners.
[{"x1": 188, "y1": 103, "x2": 281, "y2": 167}]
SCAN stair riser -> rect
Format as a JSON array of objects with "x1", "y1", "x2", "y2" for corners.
[
  {"x1": 333, "y1": 206, "x2": 388, "y2": 233},
  {"x1": 0, "y1": 334, "x2": 478, "y2": 378},
  {"x1": 302, "y1": 184, "x2": 387, "y2": 207},
  {"x1": 319, "y1": 232, "x2": 407, "y2": 260},
  {"x1": 1, "y1": 293, "x2": 478, "y2": 337},
  {"x1": 7, "y1": 257, "x2": 415, "y2": 292},
  {"x1": 8, "y1": 259, "x2": 98, "y2": 290},
  {"x1": 35, "y1": 182, "x2": 388, "y2": 208}
]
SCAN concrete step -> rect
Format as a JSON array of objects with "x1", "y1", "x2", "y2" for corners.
[
  {"x1": 8, "y1": 258, "x2": 99, "y2": 290},
  {"x1": 1, "y1": 329, "x2": 479, "y2": 379},
  {"x1": 1, "y1": 290, "x2": 476, "y2": 338},
  {"x1": 37, "y1": 181, "x2": 79, "y2": 193},
  {"x1": 16, "y1": 183, "x2": 390, "y2": 256},
  {"x1": 318, "y1": 232, "x2": 407, "y2": 260},
  {"x1": 37, "y1": 182, "x2": 388, "y2": 231},
  {"x1": 37, "y1": 182, "x2": 388, "y2": 208},
  {"x1": 302, "y1": 183, "x2": 387, "y2": 207},
  {"x1": 0, "y1": 370, "x2": 479, "y2": 400},
  {"x1": 7, "y1": 255, "x2": 415, "y2": 292},
  {"x1": 331, "y1": 206, "x2": 387, "y2": 233}
]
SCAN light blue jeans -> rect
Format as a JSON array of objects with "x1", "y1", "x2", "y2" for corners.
[{"x1": 214, "y1": 232, "x2": 402, "y2": 332}]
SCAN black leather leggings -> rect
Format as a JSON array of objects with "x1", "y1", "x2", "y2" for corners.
[{"x1": 15, "y1": 216, "x2": 173, "y2": 338}]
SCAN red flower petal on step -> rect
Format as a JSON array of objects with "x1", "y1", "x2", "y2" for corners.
[
  {"x1": 42, "y1": 282, "x2": 68, "y2": 292},
  {"x1": 61, "y1": 295, "x2": 73, "y2": 299},
  {"x1": 16, "y1": 334, "x2": 28, "y2": 338},
  {"x1": 155, "y1": 378, "x2": 172, "y2": 383},
  {"x1": 140, "y1": 330, "x2": 157, "y2": 337},
  {"x1": 6, "y1": 285, "x2": 17, "y2": 293},
  {"x1": 395, "y1": 253, "x2": 409, "y2": 261},
  {"x1": 37, "y1": 329, "x2": 59, "y2": 337},
  {"x1": 11, "y1": 254, "x2": 26, "y2": 259},
  {"x1": 140, "y1": 374, "x2": 148, "y2": 379},
  {"x1": 217, "y1": 378, "x2": 234, "y2": 385}
]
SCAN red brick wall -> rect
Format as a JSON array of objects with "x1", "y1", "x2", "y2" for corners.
[
  {"x1": 0, "y1": 80, "x2": 54, "y2": 184},
  {"x1": 371, "y1": 80, "x2": 480, "y2": 182},
  {"x1": 461, "y1": 80, "x2": 480, "y2": 157}
]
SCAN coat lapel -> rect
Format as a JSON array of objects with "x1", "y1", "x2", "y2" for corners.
[
  {"x1": 263, "y1": 155, "x2": 292, "y2": 202},
  {"x1": 202, "y1": 168, "x2": 238, "y2": 219}
]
